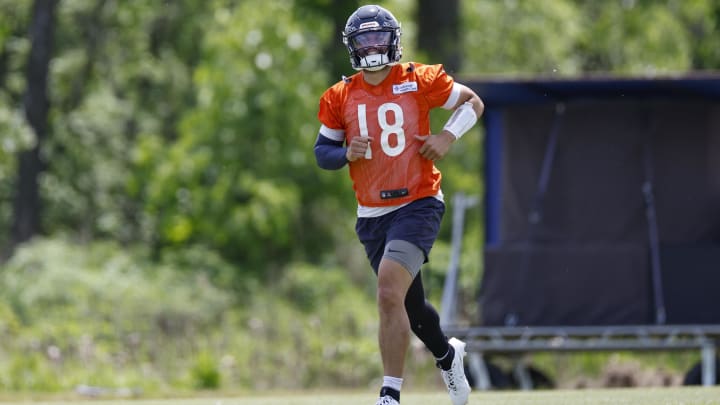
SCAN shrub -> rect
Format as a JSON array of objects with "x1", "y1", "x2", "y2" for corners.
[{"x1": 0, "y1": 237, "x2": 387, "y2": 394}]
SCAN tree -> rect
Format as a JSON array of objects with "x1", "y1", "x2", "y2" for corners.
[
  {"x1": 461, "y1": 0, "x2": 583, "y2": 75},
  {"x1": 0, "y1": 1, "x2": 34, "y2": 256},
  {"x1": 417, "y1": 0, "x2": 461, "y2": 72},
  {"x1": 2, "y1": 0, "x2": 720, "y2": 271},
  {"x1": 294, "y1": 0, "x2": 360, "y2": 81},
  {"x1": 8, "y1": 0, "x2": 58, "y2": 256},
  {"x1": 133, "y1": 0, "x2": 350, "y2": 276},
  {"x1": 40, "y1": 0, "x2": 211, "y2": 245}
]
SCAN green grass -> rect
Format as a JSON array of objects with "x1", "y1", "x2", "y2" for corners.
[{"x1": 1, "y1": 387, "x2": 720, "y2": 405}]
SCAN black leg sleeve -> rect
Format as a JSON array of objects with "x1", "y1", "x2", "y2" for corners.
[{"x1": 404, "y1": 272, "x2": 449, "y2": 358}]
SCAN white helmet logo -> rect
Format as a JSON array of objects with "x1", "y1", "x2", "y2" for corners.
[{"x1": 359, "y1": 21, "x2": 380, "y2": 30}]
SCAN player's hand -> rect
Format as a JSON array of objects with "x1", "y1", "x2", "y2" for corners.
[
  {"x1": 346, "y1": 137, "x2": 373, "y2": 162},
  {"x1": 415, "y1": 131, "x2": 455, "y2": 161}
]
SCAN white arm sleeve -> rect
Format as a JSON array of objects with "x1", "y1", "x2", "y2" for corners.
[
  {"x1": 441, "y1": 83, "x2": 462, "y2": 110},
  {"x1": 319, "y1": 124, "x2": 345, "y2": 142}
]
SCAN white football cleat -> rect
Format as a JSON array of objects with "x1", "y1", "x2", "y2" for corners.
[
  {"x1": 441, "y1": 337, "x2": 471, "y2": 405},
  {"x1": 375, "y1": 395, "x2": 399, "y2": 405}
]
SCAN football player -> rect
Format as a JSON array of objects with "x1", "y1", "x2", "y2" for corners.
[{"x1": 314, "y1": 5, "x2": 483, "y2": 405}]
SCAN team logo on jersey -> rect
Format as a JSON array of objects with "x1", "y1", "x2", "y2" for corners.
[{"x1": 392, "y1": 82, "x2": 418, "y2": 94}]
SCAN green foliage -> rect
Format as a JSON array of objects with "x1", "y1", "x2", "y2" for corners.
[
  {"x1": 0, "y1": 0, "x2": 31, "y2": 99},
  {"x1": 2, "y1": 0, "x2": 720, "y2": 394},
  {"x1": 3, "y1": 353, "x2": 60, "y2": 392},
  {"x1": 462, "y1": 0, "x2": 718, "y2": 75},
  {"x1": 0, "y1": 237, "x2": 384, "y2": 393},
  {"x1": 3, "y1": 0, "x2": 719, "y2": 272},
  {"x1": 190, "y1": 352, "x2": 221, "y2": 390},
  {"x1": 463, "y1": 0, "x2": 583, "y2": 74},
  {"x1": 0, "y1": 0, "x2": 33, "y2": 247},
  {"x1": 0, "y1": 238, "x2": 233, "y2": 392},
  {"x1": 0, "y1": 101, "x2": 34, "y2": 247},
  {"x1": 679, "y1": 0, "x2": 720, "y2": 69},
  {"x1": 575, "y1": 1, "x2": 691, "y2": 73},
  {"x1": 135, "y1": 0, "x2": 350, "y2": 274},
  {"x1": 0, "y1": 101, "x2": 34, "y2": 175},
  {"x1": 242, "y1": 265, "x2": 380, "y2": 389},
  {"x1": 41, "y1": 0, "x2": 208, "y2": 244},
  {"x1": 2, "y1": 239, "x2": 231, "y2": 332}
]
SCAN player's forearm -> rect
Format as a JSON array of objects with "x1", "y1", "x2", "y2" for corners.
[
  {"x1": 455, "y1": 85, "x2": 484, "y2": 118},
  {"x1": 314, "y1": 134, "x2": 348, "y2": 170}
]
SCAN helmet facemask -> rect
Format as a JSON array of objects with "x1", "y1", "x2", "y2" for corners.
[{"x1": 349, "y1": 30, "x2": 393, "y2": 71}]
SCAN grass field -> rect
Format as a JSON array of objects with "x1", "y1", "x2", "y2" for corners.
[{"x1": 2, "y1": 387, "x2": 720, "y2": 405}]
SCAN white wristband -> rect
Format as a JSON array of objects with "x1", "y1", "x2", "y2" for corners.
[{"x1": 443, "y1": 101, "x2": 478, "y2": 139}]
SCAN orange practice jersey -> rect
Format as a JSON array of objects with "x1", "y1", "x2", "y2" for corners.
[{"x1": 318, "y1": 63, "x2": 455, "y2": 207}]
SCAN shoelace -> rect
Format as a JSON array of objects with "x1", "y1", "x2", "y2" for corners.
[
  {"x1": 377, "y1": 396, "x2": 397, "y2": 405},
  {"x1": 444, "y1": 368, "x2": 458, "y2": 391}
]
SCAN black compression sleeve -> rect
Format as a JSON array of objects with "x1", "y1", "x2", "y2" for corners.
[{"x1": 314, "y1": 134, "x2": 348, "y2": 170}]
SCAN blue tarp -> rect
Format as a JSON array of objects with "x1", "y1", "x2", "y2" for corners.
[{"x1": 465, "y1": 73, "x2": 720, "y2": 326}]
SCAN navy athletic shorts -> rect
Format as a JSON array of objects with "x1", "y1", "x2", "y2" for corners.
[{"x1": 355, "y1": 196, "x2": 445, "y2": 274}]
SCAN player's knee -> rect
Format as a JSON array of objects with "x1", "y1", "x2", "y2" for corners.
[{"x1": 377, "y1": 284, "x2": 405, "y2": 314}]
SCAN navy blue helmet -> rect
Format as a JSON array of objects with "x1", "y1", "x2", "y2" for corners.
[{"x1": 343, "y1": 5, "x2": 402, "y2": 71}]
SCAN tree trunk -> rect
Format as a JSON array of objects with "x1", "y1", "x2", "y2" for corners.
[
  {"x1": 9, "y1": 0, "x2": 58, "y2": 252},
  {"x1": 416, "y1": 0, "x2": 461, "y2": 73}
]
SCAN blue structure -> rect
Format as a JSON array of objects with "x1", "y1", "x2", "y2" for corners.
[
  {"x1": 445, "y1": 74, "x2": 720, "y2": 389},
  {"x1": 475, "y1": 75, "x2": 720, "y2": 248}
]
